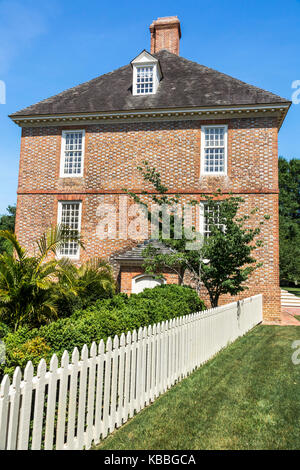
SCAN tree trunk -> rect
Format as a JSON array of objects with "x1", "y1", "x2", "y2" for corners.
[
  {"x1": 210, "y1": 293, "x2": 220, "y2": 308},
  {"x1": 178, "y1": 267, "x2": 185, "y2": 285}
]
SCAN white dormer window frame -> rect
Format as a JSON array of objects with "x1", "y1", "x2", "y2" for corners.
[
  {"x1": 131, "y1": 50, "x2": 161, "y2": 96},
  {"x1": 134, "y1": 65, "x2": 155, "y2": 95}
]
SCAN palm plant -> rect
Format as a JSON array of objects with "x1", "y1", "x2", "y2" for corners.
[
  {"x1": 0, "y1": 226, "x2": 83, "y2": 331},
  {"x1": 56, "y1": 258, "x2": 116, "y2": 310}
]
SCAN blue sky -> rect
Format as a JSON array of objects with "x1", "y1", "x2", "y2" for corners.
[{"x1": 0, "y1": 0, "x2": 299, "y2": 214}]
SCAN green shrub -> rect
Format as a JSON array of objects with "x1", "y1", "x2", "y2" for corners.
[
  {"x1": 1, "y1": 285, "x2": 205, "y2": 377},
  {"x1": 10, "y1": 337, "x2": 51, "y2": 370},
  {"x1": 0, "y1": 322, "x2": 10, "y2": 339}
]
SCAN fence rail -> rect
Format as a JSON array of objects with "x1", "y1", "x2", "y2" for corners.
[{"x1": 0, "y1": 294, "x2": 262, "y2": 450}]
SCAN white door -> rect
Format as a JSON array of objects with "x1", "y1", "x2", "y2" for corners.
[{"x1": 132, "y1": 275, "x2": 165, "y2": 294}]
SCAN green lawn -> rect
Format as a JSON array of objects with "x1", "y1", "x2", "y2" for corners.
[
  {"x1": 282, "y1": 287, "x2": 300, "y2": 298},
  {"x1": 97, "y1": 325, "x2": 300, "y2": 450}
]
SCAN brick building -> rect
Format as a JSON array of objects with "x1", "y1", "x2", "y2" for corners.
[{"x1": 10, "y1": 16, "x2": 291, "y2": 320}]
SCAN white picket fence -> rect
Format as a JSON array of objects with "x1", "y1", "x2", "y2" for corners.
[{"x1": 0, "y1": 294, "x2": 262, "y2": 450}]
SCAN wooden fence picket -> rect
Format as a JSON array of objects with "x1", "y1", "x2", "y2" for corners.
[
  {"x1": 122, "y1": 332, "x2": 131, "y2": 424},
  {"x1": 56, "y1": 351, "x2": 69, "y2": 450},
  {"x1": 150, "y1": 324, "x2": 156, "y2": 402},
  {"x1": 102, "y1": 338, "x2": 112, "y2": 439},
  {"x1": 136, "y1": 328, "x2": 143, "y2": 412},
  {"x1": 31, "y1": 360, "x2": 47, "y2": 450},
  {"x1": 129, "y1": 330, "x2": 137, "y2": 419},
  {"x1": 117, "y1": 333, "x2": 126, "y2": 428},
  {"x1": 161, "y1": 321, "x2": 166, "y2": 393},
  {"x1": 141, "y1": 327, "x2": 147, "y2": 409},
  {"x1": 0, "y1": 375, "x2": 10, "y2": 450},
  {"x1": 145, "y1": 325, "x2": 151, "y2": 406},
  {"x1": 76, "y1": 345, "x2": 88, "y2": 449},
  {"x1": 109, "y1": 336, "x2": 119, "y2": 433},
  {"x1": 44, "y1": 354, "x2": 58, "y2": 450},
  {"x1": 66, "y1": 348, "x2": 79, "y2": 450},
  {"x1": 85, "y1": 342, "x2": 97, "y2": 449},
  {"x1": 0, "y1": 295, "x2": 263, "y2": 451},
  {"x1": 6, "y1": 367, "x2": 21, "y2": 450},
  {"x1": 94, "y1": 340, "x2": 105, "y2": 444},
  {"x1": 17, "y1": 361, "x2": 33, "y2": 450},
  {"x1": 155, "y1": 323, "x2": 161, "y2": 398}
]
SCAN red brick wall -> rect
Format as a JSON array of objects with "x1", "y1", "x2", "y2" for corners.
[
  {"x1": 150, "y1": 16, "x2": 181, "y2": 55},
  {"x1": 15, "y1": 116, "x2": 280, "y2": 320},
  {"x1": 18, "y1": 118, "x2": 278, "y2": 194}
]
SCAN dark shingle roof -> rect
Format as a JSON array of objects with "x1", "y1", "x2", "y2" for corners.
[
  {"x1": 115, "y1": 240, "x2": 175, "y2": 264},
  {"x1": 10, "y1": 50, "x2": 289, "y2": 118}
]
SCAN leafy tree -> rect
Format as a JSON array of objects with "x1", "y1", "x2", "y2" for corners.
[
  {"x1": 279, "y1": 157, "x2": 300, "y2": 221},
  {"x1": 125, "y1": 162, "x2": 264, "y2": 307},
  {"x1": 278, "y1": 157, "x2": 300, "y2": 285},
  {"x1": 0, "y1": 205, "x2": 16, "y2": 254}
]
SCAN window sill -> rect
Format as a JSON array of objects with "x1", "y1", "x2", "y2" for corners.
[
  {"x1": 59, "y1": 174, "x2": 84, "y2": 179},
  {"x1": 201, "y1": 173, "x2": 227, "y2": 177}
]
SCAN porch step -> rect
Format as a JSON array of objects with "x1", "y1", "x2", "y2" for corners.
[{"x1": 281, "y1": 289, "x2": 300, "y2": 307}]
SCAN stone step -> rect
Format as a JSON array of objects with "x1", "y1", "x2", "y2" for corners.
[
  {"x1": 281, "y1": 294, "x2": 300, "y2": 298},
  {"x1": 281, "y1": 289, "x2": 300, "y2": 307},
  {"x1": 281, "y1": 289, "x2": 300, "y2": 295}
]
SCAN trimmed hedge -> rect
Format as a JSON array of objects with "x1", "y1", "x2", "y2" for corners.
[{"x1": 1, "y1": 285, "x2": 205, "y2": 377}]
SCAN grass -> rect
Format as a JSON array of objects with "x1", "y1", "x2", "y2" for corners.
[
  {"x1": 97, "y1": 325, "x2": 300, "y2": 450},
  {"x1": 282, "y1": 287, "x2": 300, "y2": 297}
]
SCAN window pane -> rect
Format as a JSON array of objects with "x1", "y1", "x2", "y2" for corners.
[
  {"x1": 203, "y1": 127, "x2": 226, "y2": 174},
  {"x1": 63, "y1": 132, "x2": 83, "y2": 176},
  {"x1": 59, "y1": 202, "x2": 81, "y2": 257},
  {"x1": 203, "y1": 204, "x2": 225, "y2": 238},
  {"x1": 136, "y1": 66, "x2": 154, "y2": 95}
]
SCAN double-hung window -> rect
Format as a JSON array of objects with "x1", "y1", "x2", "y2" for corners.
[
  {"x1": 60, "y1": 130, "x2": 85, "y2": 177},
  {"x1": 199, "y1": 202, "x2": 225, "y2": 239},
  {"x1": 135, "y1": 66, "x2": 154, "y2": 94},
  {"x1": 201, "y1": 125, "x2": 227, "y2": 175},
  {"x1": 57, "y1": 201, "x2": 82, "y2": 259}
]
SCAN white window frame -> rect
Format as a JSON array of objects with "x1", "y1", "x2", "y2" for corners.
[
  {"x1": 201, "y1": 125, "x2": 228, "y2": 176},
  {"x1": 60, "y1": 130, "x2": 85, "y2": 178},
  {"x1": 198, "y1": 202, "x2": 225, "y2": 239},
  {"x1": 57, "y1": 201, "x2": 82, "y2": 260},
  {"x1": 133, "y1": 65, "x2": 156, "y2": 96}
]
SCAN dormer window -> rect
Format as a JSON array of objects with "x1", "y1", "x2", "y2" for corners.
[
  {"x1": 131, "y1": 50, "x2": 162, "y2": 96},
  {"x1": 136, "y1": 66, "x2": 154, "y2": 94}
]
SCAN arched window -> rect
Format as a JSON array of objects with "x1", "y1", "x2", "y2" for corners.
[{"x1": 132, "y1": 274, "x2": 165, "y2": 294}]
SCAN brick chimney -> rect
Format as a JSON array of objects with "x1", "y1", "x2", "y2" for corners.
[{"x1": 150, "y1": 16, "x2": 181, "y2": 55}]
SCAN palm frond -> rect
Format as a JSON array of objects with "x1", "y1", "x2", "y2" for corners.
[
  {"x1": 36, "y1": 224, "x2": 84, "y2": 265},
  {"x1": 0, "y1": 230, "x2": 26, "y2": 261}
]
